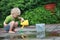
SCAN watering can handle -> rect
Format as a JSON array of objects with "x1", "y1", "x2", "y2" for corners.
[{"x1": 21, "y1": 25, "x2": 24, "y2": 29}]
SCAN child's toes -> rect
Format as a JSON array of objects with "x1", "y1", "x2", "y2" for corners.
[{"x1": 9, "y1": 31, "x2": 15, "y2": 33}]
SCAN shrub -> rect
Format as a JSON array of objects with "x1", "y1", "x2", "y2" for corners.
[
  {"x1": 22, "y1": 6, "x2": 60, "y2": 25},
  {"x1": 0, "y1": 0, "x2": 60, "y2": 27}
]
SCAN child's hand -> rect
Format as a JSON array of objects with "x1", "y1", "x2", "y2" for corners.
[
  {"x1": 21, "y1": 18, "x2": 24, "y2": 22},
  {"x1": 18, "y1": 17, "x2": 24, "y2": 22}
]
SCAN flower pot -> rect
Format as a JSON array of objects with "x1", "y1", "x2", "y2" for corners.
[
  {"x1": 45, "y1": 3, "x2": 56, "y2": 10},
  {"x1": 45, "y1": 3, "x2": 56, "y2": 13}
]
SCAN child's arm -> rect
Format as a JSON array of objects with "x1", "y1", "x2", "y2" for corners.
[
  {"x1": 18, "y1": 17, "x2": 24, "y2": 22},
  {"x1": 3, "y1": 22, "x2": 8, "y2": 27},
  {"x1": 3, "y1": 16, "x2": 11, "y2": 27}
]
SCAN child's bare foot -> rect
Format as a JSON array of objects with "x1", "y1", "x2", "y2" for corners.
[{"x1": 9, "y1": 31, "x2": 15, "y2": 33}]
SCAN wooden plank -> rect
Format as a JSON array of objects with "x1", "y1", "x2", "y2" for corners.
[
  {"x1": 0, "y1": 24, "x2": 60, "y2": 38},
  {"x1": 0, "y1": 32, "x2": 36, "y2": 37},
  {"x1": 0, "y1": 33, "x2": 9, "y2": 37},
  {"x1": 2, "y1": 38, "x2": 53, "y2": 40},
  {"x1": 1, "y1": 24, "x2": 60, "y2": 32},
  {"x1": 15, "y1": 28, "x2": 36, "y2": 32}
]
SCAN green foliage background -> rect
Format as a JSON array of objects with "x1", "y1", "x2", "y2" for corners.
[{"x1": 0, "y1": 0, "x2": 60, "y2": 27}]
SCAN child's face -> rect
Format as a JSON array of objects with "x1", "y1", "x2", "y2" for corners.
[
  {"x1": 13, "y1": 13, "x2": 20, "y2": 18},
  {"x1": 11, "y1": 8, "x2": 21, "y2": 18}
]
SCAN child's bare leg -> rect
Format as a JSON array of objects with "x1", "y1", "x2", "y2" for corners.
[
  {"x1": 14, "y1": 22, "x2": 18, "y2": 32},
  {"x1": 9, "y1": 21, "x2": 15, "y2": 33},
  {"x1": 15, "y1": 22, "x2": 18, "y2": 27}
]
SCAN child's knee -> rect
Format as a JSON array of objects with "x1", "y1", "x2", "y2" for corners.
[
  {"x1": 15, "y1": 22, "x2": 18, "y2": 26},
  {"x1": 10, "y1": 21, "x2": 15, "y2": 25}
]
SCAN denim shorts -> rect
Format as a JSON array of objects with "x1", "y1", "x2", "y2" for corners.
[
  {"x1": 4, "y1": 21, "x2": 20, "y2": 32},
  {"x1": 4, "y1": 24, "x2": 10, "y2": 32}
]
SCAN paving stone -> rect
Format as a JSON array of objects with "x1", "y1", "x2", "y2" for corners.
[
  {"x1": 2, "y1": 37, "x2": 60, "y2": 40},
  {"x1": 55, "y1": 37, "x2": 60, "y2": 40}
]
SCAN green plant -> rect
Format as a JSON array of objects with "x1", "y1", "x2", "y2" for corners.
[{"x1": 0, "y1": 0, "x2": 60, "y2": 27}]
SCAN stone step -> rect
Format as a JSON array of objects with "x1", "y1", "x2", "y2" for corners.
[
  {"x1": 0, "y1": 32, "x2": 36, "y2": 37},
  {"x1": 1, "y1": 37, "x2": 60, "y2": 40}
]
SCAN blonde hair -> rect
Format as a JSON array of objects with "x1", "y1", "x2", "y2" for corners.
[{"x1": 11, "y1": 8, "x2": 21, "y2": 15}]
